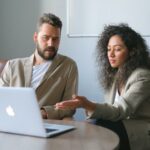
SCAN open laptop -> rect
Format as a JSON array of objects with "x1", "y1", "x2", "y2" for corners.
[{"x1": 0, "y1": 87, "x2": 75, "y2": 137}]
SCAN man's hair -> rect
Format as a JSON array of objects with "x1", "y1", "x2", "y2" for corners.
[
  {"x1": 96, "y1": 23, "x2": 150, "y2": 90},
  {"x1": 37, "y1": 13, "x2": 62, "y2": 31}
]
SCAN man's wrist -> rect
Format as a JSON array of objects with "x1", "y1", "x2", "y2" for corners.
[{"x1": 41, "y1": 108, "x2": 48, "y2": 119}]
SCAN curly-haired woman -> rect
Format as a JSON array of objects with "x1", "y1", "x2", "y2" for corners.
[{"x1": 56, "y1": 24, "x2": 150, "y2": 150}]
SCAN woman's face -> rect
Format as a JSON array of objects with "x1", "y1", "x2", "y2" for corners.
[{"x1": 107, "y1": 35, "x2": 129, "y2": 68}]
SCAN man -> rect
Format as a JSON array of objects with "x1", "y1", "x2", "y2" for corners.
[{"x1": 0, "y1": 13, "x2": 78, "y2": 120}]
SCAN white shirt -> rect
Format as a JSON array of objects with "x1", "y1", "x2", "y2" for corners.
[
  {"x1": 114, "y1": 90, "x2": 121, "y2": 103},
  {"x1": 31, "y1": 61, "x2": 51, "y2": 89}
]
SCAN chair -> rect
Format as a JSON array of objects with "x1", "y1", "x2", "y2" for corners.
[{"x1": 0, "y1": 60, "x2": 7, "y2": 74}]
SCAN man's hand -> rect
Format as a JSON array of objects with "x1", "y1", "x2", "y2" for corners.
[{"x1": 41, "y1": 108, "x2": 48, "y2": 119}]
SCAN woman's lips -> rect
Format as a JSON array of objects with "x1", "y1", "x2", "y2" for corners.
[{"x1": 109, "y1": 59, "x2": 116, "y2": 64}]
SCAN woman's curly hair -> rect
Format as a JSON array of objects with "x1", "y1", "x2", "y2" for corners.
[{"x1": 96, "y1": 23, "x2": 150, "y2": 90}]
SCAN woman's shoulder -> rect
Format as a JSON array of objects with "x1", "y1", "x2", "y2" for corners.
[
  {"x1": 132, "y1": 68, "x2": 150, "y2": 75},
  {"x1": 128, "y1": 68, "x2": 150, "y2": 81}
]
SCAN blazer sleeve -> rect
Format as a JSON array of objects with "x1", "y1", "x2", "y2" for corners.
[{"x1": 88, "y1": 68, "x2": 150, "y2": 121}]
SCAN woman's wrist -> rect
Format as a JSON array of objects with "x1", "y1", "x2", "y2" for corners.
[{"x1": 83, "y1": 100, "x2": 96, "y2": 112}]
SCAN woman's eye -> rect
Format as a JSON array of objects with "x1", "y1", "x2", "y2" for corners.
[{"x1": 115, "y1": 48, "x2": 121, "y2": 51}]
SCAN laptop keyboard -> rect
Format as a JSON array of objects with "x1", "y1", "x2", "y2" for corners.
[{"x1": 45, "y1": 128, "x2": 58, "y2": 133}]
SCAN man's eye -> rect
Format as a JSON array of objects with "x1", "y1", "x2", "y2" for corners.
[
  {"x1": 42, "y1": 36, "x2": 48, "y2": 40},
  {"x1": 53, "y1": 37, "x2": 59, "y2": 41}
]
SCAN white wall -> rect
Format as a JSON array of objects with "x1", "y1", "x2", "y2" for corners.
[
  {"x1": 0, "y1": 0, "x2": 150, "y2": 120},
  {"x1": 0, "y1": 0, "x2": 41, "y2": 59},
  {"x1": 67, "y1": 0, "x2": 150, "y2": 37}
]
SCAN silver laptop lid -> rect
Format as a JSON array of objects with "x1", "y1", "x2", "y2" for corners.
[
  {"x1": 0, "y1": 87, "x2": 46, "y2": 137},
  {"x1": 0, "y1": 87, "x2": 75, "y2": 137}
]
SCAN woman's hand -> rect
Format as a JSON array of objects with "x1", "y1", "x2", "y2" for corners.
[
  {"x1": 55, "y1": 95, "x2": 84, "y2": 109},
  {"x1": 55, "y1": 95, "x2": 96, "y2": 112}
]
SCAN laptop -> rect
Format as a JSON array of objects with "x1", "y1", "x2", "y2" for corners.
[{"x1": 0, "y1": 87, "x2": 75, "y2": 137}]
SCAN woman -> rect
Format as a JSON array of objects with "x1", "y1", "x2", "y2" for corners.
[{"x1": 56, "y1": 24, "x2": 150, "y2": 150}]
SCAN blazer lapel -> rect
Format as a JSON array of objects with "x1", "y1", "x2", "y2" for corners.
[
  {"x1": 38, "y1": 54, "x2": 65, "y2": 85},
  {"x1": 24, "y1": 55, "x2": 34, "y2": 87},
  {"x1": 106, "y1": 79, "x2": 117, "y2": 104}
]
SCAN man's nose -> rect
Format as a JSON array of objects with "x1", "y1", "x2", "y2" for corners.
[{"x1": 47, "y1": 38, "x2": 53, "y2": 46}]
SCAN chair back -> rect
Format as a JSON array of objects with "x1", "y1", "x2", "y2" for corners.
[{"x1": 0, "y1": 60, "x2": 7, "y2": 74}]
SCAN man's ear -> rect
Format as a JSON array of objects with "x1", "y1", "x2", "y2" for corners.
[{"x1": 33, "y1": 32, "x2": 38, "y2": 42}]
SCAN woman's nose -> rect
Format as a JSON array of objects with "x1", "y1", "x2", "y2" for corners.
[{"x1": 109, "y1": 50, "x2": 115, "y2": 57}]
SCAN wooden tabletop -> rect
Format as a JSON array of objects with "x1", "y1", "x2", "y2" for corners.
[{"x1": 0, "y1": 120, "x2": 119, "y2": 150}]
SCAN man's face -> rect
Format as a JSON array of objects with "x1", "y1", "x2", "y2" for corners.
[{"x1": 34, "y1": 23, "x2": 61, "y2": 60}]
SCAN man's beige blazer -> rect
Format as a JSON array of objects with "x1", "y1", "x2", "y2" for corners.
[{"x1": 0, "y1": 54, "x2": 78, "y2": 119}]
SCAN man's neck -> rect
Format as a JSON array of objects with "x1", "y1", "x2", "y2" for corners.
[{"x1": 33, "y1": 50, "x2": 47, "y2": 65}]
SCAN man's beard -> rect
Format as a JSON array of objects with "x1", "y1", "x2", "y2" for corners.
[{"x1": 36, "y1": 44, "x2": 57, "y2": 60}]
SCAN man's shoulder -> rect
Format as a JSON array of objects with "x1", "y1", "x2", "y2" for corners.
[
  {"x1": 8, "y1": 56, "x2": 31, "y2": 66},
  {"x1": 56, "y1": 54, "x2": 76, "y2": 64}
]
